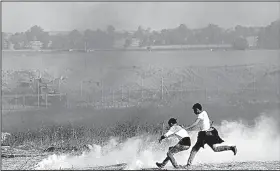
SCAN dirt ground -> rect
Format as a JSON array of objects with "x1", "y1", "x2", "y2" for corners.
[
  {"x1": 2, "y1": 156, "x2": 47, "y2": 170},
  {"x1": 83, "y1": 161, "x2": 280, "y2": 170},
  {"x1": 2, "y1": 146, "x2": 279, "y2": 170},
  {"x1": 2, "y1": 158, "x2": 279, "y2": 170},
  {"x1": 1, "y1": 146, "x2": 47, "y2": 170}
]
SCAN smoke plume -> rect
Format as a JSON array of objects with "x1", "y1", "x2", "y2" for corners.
[{"x1": 35, "y1": 113, "x2": 279, "y2": 170}]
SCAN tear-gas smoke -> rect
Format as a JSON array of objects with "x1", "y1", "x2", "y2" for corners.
[{"x1": 35, "y1": 113, "x2": 279, "y2": 170}]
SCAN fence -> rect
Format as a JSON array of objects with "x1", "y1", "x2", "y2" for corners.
[
  {"x1": 2, "y1": 93, "x2": 67, "y2": 110},
  {"x1": 2, "y1": 63, "x2": 280, "y2": 110}
]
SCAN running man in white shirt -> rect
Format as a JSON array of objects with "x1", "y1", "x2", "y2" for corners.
[
  {"x1": 156, "y1": 118, "x2": 191, "y2": 169},
  {"x1": 184, "y1": 103, "x2": 237, "y2": 167}
]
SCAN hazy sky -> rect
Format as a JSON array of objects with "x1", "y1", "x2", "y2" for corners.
[{"x1": 2, "y1": 2, "x2": 280, "y2": 33}]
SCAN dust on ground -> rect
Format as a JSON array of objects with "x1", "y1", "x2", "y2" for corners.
[
  {"x1": 80, "y1": 161, "x2": 280, "y2": 170},
  {"x1": 2, "y1": 146, "x2": 279, "y2": 170},
  {"x1": 1, "y1": 146, "x2": 47, "y2": 170}
]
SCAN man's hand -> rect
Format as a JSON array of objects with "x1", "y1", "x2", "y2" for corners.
[
  {"x1": 185, "y1": 118, "x2": 201, "y2": 131},
  {"x1": 185, "y1": 126, "x2": 191, "y2": 131},
  {"x1": 181, "y1": 125, "x2": 193, "y2": 131},
  {"x1": 210, "y1": 121, "x2": 214, "y2": 127},
  {"x1": 159, "y1": 138, "x2": 162, "y2": 143},
  {"x1": 180, "y1": 124, "x2": 187, "y2": 129},
  {"x1": 158, "y1": 135, "x2": 165, "y2": 143}
]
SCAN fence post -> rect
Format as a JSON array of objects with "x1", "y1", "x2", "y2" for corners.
[
  {"x1": 205, "y1": 67, "x2": 207, "y2": 102},
  {"x1": 15, "y1": 93, "x2": 18, "y2": 107},
  {"x1": 80, "y1": 81, "x2": 83, "y2": 97},
  {"x1": 128, "y1": 87, "x2": 130, "y2": 104},
  {"x1": 250, "y1": 66, "x2": 255, "y2": 93},
  {"x1": 188, "y1": 66, "x2": 192, "y2": 97},
  {"x1": 217, "y1": 74, "x2": 220, "y2": 95},
  {"x1": 37, "y1": 81, "x2": 40, "y2": 108},
  {"x1": 161, "y1": 67, "x2": 164, "y2": 101},
  {"x1": 253, "y1": 68, "x2": 256, "y2": 94},
  {"x1": 121, "y1": 84, "x2": 123, "y2": 106},
  {"x1": 111, "y1": 88, "x2": 114, "y2": 107},
  {"x1": 161, "y1": 77, "x2": 163, "y2": 100},
  {"x1": 58, "y1": 79, "x2": 61, "y2": 101},
  {"x1": 141, "y1": 77, "x2": 143, "y2": 102},
  {"x1": 66, "y1": 94, "x2": 69, "y2": 108},
  {"x1": 101, "y1": 80, "x2": 103, "y2": 107},
  {"x1": 277, "y1": 67, "x2": 280, "y2": 94},
  {"x1": 45, "y1": 93, "x2": 48, "y2": 108},
  {"x1": 180, "y1": 76, "x2": 183, "y2": 101},
  {"x1": 247, "y1": 66, "x2": 255, "y2": 92},
  {"x1": 205, "y1": 87, "x2": 207, "y2": 102},
  {"x1": 23, "y1": 95, "x2": 25, "y2": 107},
  {"x1": 277, "y1": 83, "x2": 280, "y2": 95}
]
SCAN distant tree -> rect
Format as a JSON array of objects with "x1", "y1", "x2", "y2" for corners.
[
  {"x1": 257, "y1": 19, "x2": 280, "y2": 49},
  {"x1": 2, "y1": 32, "x2": 7, "y2": 39},
  {"x1": 84, "y1": 29, "x2": 94, "y2": 49},
  {"x1": 134, "y1": 26, "x2": 144, "y2": 40},
  {"x1": 149, "y1": 30, "x2": 160, "y2": 45},
  {"x1": 50, "y1": 34, "x2": 69, "y2": 50},
  {"x1": 234, "y1": 25, "x2": 244, "y2": 37},
  {"x1": 39, "y1": 32, "x2": 51, "y2": 49},
  {"x1": 106, "y1": 25, "x2": 115, "y2": 34},
  {"x1": 176, "y1": 24, "x2": 189, "y2": 44},
  {"x1": 160, "y1": 29, "x2": 170, "y2": 45},
  {"x1": 10, "y1": 32, "x2": 28, "y2": 49},
  {"x1": 9, "y1": 20, "x2": 277, "y2": 50},
  {"x1": 140, "y1": 27, "x2": 153, "y2": 46},
  {"x1": 68, "y1": 29, "x2": 84, "y2": 49},
  {"x1": 87, "y1": 29, "x2": 113, "y2": 49},
  {"x1": 168, "y1": 29, "x2": 182, "y2": 45},
  {"x1": 199, "y1": 24, "x2": 224, "y2": 44},
  {"x1": 24, "y1": 25, "x2": 50, "y2": 49},
  {"x1": 25, "y1": 25, "x2": 44, "y2": 41},
  {"x1": 69, "y1": 30, "x2": 81, "y2": 41},
  {"x1": 234, "y1": 25, "x2": 257, "y2": 38},
  {"x1": 232, "y1": 36, "x2": 248, "y2": 50},
  {"x1": 124, "y1": 39, "x2": 131, "y2": 48},
  {"x1": 146, "y1": 27, "x2": 151, "y2": 34},
  {"x1": 106, "y1": 25, "x2": 115, "y2": 47}
]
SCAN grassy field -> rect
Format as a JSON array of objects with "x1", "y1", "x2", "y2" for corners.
[{"x1": 2, "y1": 50, "x2": 280, "y2": 170}]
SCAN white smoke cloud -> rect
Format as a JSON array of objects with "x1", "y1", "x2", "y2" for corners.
[{"x1": 35, "y1": 113, "x2": 279, "y2": 170}]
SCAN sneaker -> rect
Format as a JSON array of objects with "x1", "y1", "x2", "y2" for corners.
[
  {"x1": 232, "y1": 146, "x2": 237, "y2": 155},
  {"x1": 156, "y1": 162, "x2": 164, "y2": 169},
  {"x1": 174, "y1": 165, "x2": 185, "y2": 169},
  {"x1": 174, "y1": 165, "x2": 180, "y2": 169},
  {"x1": 183, "y1": 164, "x2": 191, "y2": 170}
]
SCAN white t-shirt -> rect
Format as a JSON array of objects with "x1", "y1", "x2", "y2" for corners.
[
  {"x1": 197, "y1": 111, "x2": 211, "y2": 131},
  {"x1": 164, "y1": 124, "x2": 189, "y2": 140}
]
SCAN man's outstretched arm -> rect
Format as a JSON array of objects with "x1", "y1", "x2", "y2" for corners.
[
  {"x1": 184, "y1": 118, "x2": 201, "y2": 131},
  {"x1": 159, "y1": 128, "x2": 175, "y2": 143}
]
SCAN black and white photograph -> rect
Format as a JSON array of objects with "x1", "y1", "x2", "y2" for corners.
[{"x1": 1, "y1": 2, "x2": 280, "y2": 170}]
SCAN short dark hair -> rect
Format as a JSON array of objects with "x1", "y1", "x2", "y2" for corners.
[
  {"x1": 168, "y1": 118, "x2": 177, "y2": 125},
  {"x1": 192, "y1": 103, "x2": 202, "y2": 110}
]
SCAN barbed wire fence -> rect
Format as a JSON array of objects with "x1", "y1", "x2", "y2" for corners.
[{"x1": 2, "y1": 63, "x2": 280, "y2": 111}]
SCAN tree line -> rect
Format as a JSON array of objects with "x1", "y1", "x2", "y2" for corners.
[{"x1": 3, "y1": 19, "x2": 279, "y2": 50}]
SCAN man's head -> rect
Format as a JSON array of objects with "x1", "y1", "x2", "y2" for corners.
[
  {"x1": 192, "y1": 103, "x2": 202, "y2": 115},
  {"x1": 168, "y1": 118, "x2": 177, "y2": 127}
]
